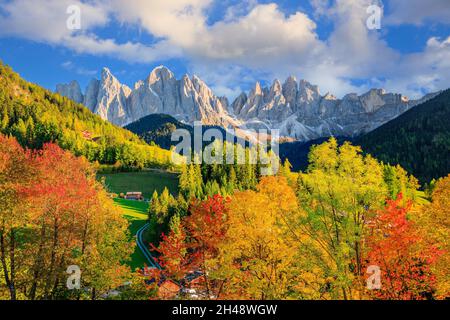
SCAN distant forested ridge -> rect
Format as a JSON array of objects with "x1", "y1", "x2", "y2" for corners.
[
  {"x1": 0, "y1": 62, "x2": 177, "y2": 170},
  {"x1": 279, "y1": 137, "x2": 350, "y2": 171},
  {"x1": 356, "y1": 89, "x2": 450, "y2": 184},
  {"x1": 279, "y1": 90, "x2": 449, "y2": 184},
  {"x1": 125, "y1": 114, "x2": 192, "y2": 149},
  {"x1": 125, "y1": 113, "x2": 250, "y2": 151}
]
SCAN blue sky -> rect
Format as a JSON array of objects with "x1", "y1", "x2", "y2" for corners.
[{"x1": 0, "y1": 0, "x2": 449, "y2": 100}]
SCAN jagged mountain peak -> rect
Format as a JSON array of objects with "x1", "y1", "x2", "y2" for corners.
[
  {"x1": 147, "y1": 65, "x2": 175, "y2": 84},
  {"x1": 250, "y1": 81, "x2": 263, "y2": 96},
  {"x1": 101, "y1": 67, "x2": 122, "y2": 84},
  {"x1": 270, "y1": 79, "x2": 283, "y2": 92},
  {"x1": 285, "y1": 75, "x2": 297, "y2": 83},
  {"x1": 57, "y1": 65, "x2": 235, "y2": 127},
  {"x1": 192, "y1": 74, "x2": 208, "y2": 88},
  {"x1": 233, "y1": 77, "x2": 437, "y2": 141},
  {"x1": 299, "y1": 79, "x2": 320, "y2": 94},
  {"x1": 101, "y1": 66, "x2": 112, "y2": 76},
  {"x1": 56, "y1": 80, "x2": 83, "y2": 104},
  {"x1": 56, "y1": 65, "x2": 438, "y2": 142}
]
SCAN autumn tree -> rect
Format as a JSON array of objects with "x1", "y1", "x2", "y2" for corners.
[
  {"x1": 152, "y1": 195, "x2": 229, "y2": 299},
  {"x1": 0, "y1": 135, "x2": 131, "y2": 300},
  {"x1": 184, "y1": 195, "x2": 229, "y2": 298},
  {"x1": 0, "y1": 135, "x2": 34, "y2": 299},
  {"x1": 24, "y1": 143, "x2": 131, "y2": 300},
  {"x1": 296, "y1": 138, "x2": 388, "y2": 299},
  {"x1": 365, "y1": 195, "x2": 442, "y2": 300},
  {"x1": 215, "y1": 177, "x2": 300, "y2": 299},
  {"x1": 383, "y1": 164, "x2": 420, "y2": 203},
  {"x1": 151, "y1": 219, "x2": 190, "y2": 281},
  {"x1": 412, "y1": 175, "x2": 450, "y2": 299}
]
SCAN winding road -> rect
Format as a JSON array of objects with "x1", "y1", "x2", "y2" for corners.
[{"x1": 136, "y1": 223, "x2": 161, "y2": 270}]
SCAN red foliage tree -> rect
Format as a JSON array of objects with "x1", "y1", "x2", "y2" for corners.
[
  {"x1": 184, "y1": 195, "x2": 229, "y2": 263},
  {"x1": 151, "y1": 194, "x2": 229, "y2": 298},
  {"x1": 364, "y1": 194, "x2": 442, "y2": 300},
  {"x1": 0, "y1": 134, "x2": 34, "y2": 300},
  {"x1": 150, "y1": 226, "x2": 190, "y2": 280}
]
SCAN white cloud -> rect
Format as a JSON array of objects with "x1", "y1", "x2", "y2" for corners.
[
  {"x1": 385, "y1": 0, "x2": 450, "y2": 25},
  {"x1": 382, "y1": 36, "x2": 450, "y2": 98},
  {"x1": 0, "y1": 0, "x2": 183, "y2": 63},
  {"x1": 0, "y1": 0, "x2": 449, "y2": 100},
  {"x1": 107, "y1": 1, "x2": 322, "y2": 65},
  {"x1": 0, "y1": 0, "x2": 108, "y2": 42},
  {"x1": 199, "y1": 4, "x2": 321, "y2": 62},
  {"x1": 108, "y1": 0, "x2": 212, "y2": 49},
  {"x1": 222, "y1": 0, "x2": 258, "y2": 22},
  {"x1": 61, "y1": 60, "x2": 97, "y2": 76},
  {"x1": 62, "y1": 35, "x2": 182, "y2": 63}
]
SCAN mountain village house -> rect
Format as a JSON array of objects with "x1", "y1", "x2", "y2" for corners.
[{"x1": 124, "y1": 192, "x2": 144, "y2": 200}]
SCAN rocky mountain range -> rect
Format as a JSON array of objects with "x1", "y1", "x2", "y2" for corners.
[
  {"x1": 56, "y1": 66, "x2": 438, "y2": 142},
  {"x1": 57, "y1": 67, "x2": 235, "y2": 128}
]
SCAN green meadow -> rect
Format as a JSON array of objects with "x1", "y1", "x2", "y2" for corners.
[
  {"x1": 113, "y1": 198, "x2": 149, "y2": 270},
  {"x1": 105, "y1": 171, "x2": 180, "y2": 270},
  {"x1": 99, "y1": 170, "x2": 179, "y2": 199}
]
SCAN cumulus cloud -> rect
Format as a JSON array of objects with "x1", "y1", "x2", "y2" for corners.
[
  {"x1": 108, "y1": 0, "x2": 211, "y2": 49},
  {"x1": 106, "y1": 1, "x2": 322, "y2": 66},
  {"x1": 0, "y1": 0, "x2": 108, "y2": 41},
  {"x1": 0, "y1": 0, "x2": 182, "y2": 63},
  {"x1": 62, "y1": 35, "x2": 182, "y2": 63},
  {"x1": 382, "y1": 36, "x2": 450, "y2": 98},
  {"x1": 385, "y1": 0, "x2": 450, "y2": 25},
  {"x1": 0, "y1": 0, "x2": 449, "y2": 99},
  {"x1": 199, "y1": 4, "x2": 321, "y2": 62}
]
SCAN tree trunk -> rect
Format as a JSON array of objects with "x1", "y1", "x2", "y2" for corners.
[
  {"x1": 9, "y1": 229, "x2": 16, "y2": 300},
  {"x1": 29, "y1": 219, "x2": 46, "y2": 300},
  {"x1": 0, "y1": 227, "x2": 14, "y2": 300},
  {"x1": 44, "y1": 217, "x2": 59, "y2": 299}
]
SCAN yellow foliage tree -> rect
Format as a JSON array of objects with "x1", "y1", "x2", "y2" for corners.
[
  {"x1": 215, "y1": 176, "x2": 300, "y2": 299},
  {"x1": 296, "y1": 138, "x2": 388, "y2": 299},
  {"x1": 413, "y1": 175, "x2": 450, "y2": 299}
]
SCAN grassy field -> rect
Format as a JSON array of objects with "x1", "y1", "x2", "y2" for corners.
[
  {"x1": 99, "y1": 170, "x2": 179, "y2": 199},
  {"x1": 107, "y1": 171, "x2": 180, "y2": 270},
  {"x1": 114, "y1": 198, "x2": 149, "y2": 271}
]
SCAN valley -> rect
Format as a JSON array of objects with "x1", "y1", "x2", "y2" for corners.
[
  {"x1": 99, "y1": 170, "x2": 179, "y2": 199},
  {"x1": 1, "y1": 0, "x2": 449, "y2": 305},
  {"x1": 101, "y1": 171, "x2": 179, "y2": 270},
  {"x1": 1, "y1": 61, "x2": 449, "y2": 301}
]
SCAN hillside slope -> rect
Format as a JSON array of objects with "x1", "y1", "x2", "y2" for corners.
[
  {"x1": 279, "y1": 137, "x2": 350, "y2": 171},
  {"x1": 125, "y1": 113, "x2": 252, "y2": 151},
  {"x1": 356, "y1": 89, "x2": 450, "y2": 183},
  {"x1": 125, "y1": 114, "x2": 192, "y2": 150},
  {"x1": 0, "y1": 62, "x2": 176, "y2": 169}
]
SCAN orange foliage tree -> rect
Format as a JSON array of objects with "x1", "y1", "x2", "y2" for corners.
[
  {"x1": 0, "y1": 135, "x2": 131, "y2": 300},
  {"x1": 364, "y1": 194, "x2": 442, "y2": 300},
  {"x1": 215, "y1": 176, "x2": 300, "y2": 299},
  {"x1": 0, "y1": 135, "x2": 34, "y2": 300},
  {"x1": 151, "y1": 194, "x2": 229, "y2": 299},
  {"x1": 413, "y1": 175, "x2": 450, "y2": 299}
]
